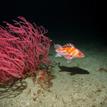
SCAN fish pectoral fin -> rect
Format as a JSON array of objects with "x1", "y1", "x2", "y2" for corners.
[
  {"x1": 55, "y1": 53, "x2": 62, "y2": 57},
  {"x1": 64, "y1": 55, "x2": 73, "y2": 60}
]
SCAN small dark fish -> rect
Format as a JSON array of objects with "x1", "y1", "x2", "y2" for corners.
[{"x1": 58, "y1": 63, "x2": 89, "y2": 75}]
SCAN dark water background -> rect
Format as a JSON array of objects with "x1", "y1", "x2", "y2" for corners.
[{"x1": 0, "y1": 0, "x2": 106, "y2": 47}]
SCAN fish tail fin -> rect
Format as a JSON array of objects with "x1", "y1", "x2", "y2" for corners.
[{"x1": 54, "y1": 44, "x2": 62, "y2": 49}]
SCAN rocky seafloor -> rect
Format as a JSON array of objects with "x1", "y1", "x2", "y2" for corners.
[{"x1": 0, "y1": 43, "x2": 107, "y2": 107}]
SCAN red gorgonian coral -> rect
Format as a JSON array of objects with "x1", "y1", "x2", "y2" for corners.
[{"x1": 0, "y1": 16, "x2": 52, "y2": 84}]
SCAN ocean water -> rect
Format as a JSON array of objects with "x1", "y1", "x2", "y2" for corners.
[{"x1": 0, "y1": 29, "x2": 107, "y2": 107}]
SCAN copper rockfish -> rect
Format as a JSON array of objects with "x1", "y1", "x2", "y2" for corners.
[{"x1": 54, "y1": 43, "x2": 85, "y2": 61}]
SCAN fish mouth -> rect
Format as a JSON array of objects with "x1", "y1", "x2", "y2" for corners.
[
  {"x1": 81, "y1": 54, "x2": 85, "y2": 57},
  {"x1": 77, "y1": 52, "x2": 85, "y2": 58}
]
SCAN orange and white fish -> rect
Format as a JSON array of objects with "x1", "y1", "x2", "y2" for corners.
[{"x1": 54, "y1": 43, "x2": 85, "y2": 61}]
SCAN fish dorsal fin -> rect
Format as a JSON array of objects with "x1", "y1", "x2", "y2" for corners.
[
  {"x1": 63, "y1": 43, "x2": 75, "y2": 48},
  {"x1": 54, "y1": 44, "x2": 62, "y2": 49}
]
